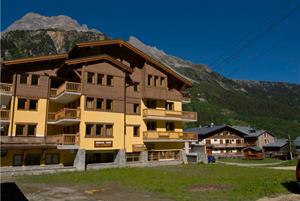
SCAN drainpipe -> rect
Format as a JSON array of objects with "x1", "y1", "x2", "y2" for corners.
[
  {"x1": 10, "y1": 73, "x2": 17, "y2": 136},
  {"x1": 123, "y1": 73, "x2": 127, "y2": 151}
]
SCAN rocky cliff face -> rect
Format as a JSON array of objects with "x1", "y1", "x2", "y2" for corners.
[{"x1": 3, "y1": 12, "x2": 101, "y2": 33}]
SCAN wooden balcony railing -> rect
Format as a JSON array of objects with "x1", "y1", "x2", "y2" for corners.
[
  {"x1": 0, "y1": 109, "x2": 10, "y2": 120},
  {"x1": 143, "y1": 109, "x2": 197, "y2": 121},
  {"x1": 132, "y1": 144, "x2": 147, "y2": 152},
  {"x1": 0, "y1": 83, "x2": 13, "y2": 94},
  {"x1": 48, "y1": 108, "x2": 80, "y2": 122},
  {"x1": 143, "y1": 131, "x2": 198, "y2": 141},
  {"x1": 50, "y1": 81, "x2": 81, "y2": 97},
  {"x1": 212, "y1": 143, "x2": 247, "y2": 148},
  {"x1": 1, "y1": 134, "x2": 79, "y2": 145}
]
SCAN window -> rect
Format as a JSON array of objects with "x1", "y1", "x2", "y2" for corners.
[
  {"x1": 147, "y1": 75, "x2": 152, "y2": 86},
  {"x1": 45, "y1": 154, "x2": 59, "y2": 165},
  {"x1": 16, "y1": 124, "x2": 25, "y2": 136},
  {"x1": 86, "y1": 97, "x2": 94, "y2": 109},
  {"x1": 20, "y1": 74, "x2": 28, "y2": 84},
  {"x1": 97, "y1": 74, "x2": 104, "y2": 85},
  {"x1": 147, "y1": 122, "x2": 156, "y2": 131},
  {"x1": 31, "y1": 74, "x2": 39, "y2": 85},
  {"x1": 25, "y1": 154, "x2": 41, "y2": 166},
  {"x1": 106, "y1": 75, "x2": 113, "y2": 86},
  {"x1": 166, "y1": 122, "x2": 175, "y2": 131},
  {"x1": 165, "y1": 102, "x2": 174, "y2": 111},
  {"x1": 27, "y1": 125, "x2": 36, "y2": 136},
  {"x1": 106, "y1": 99, "x2": 113, "y2": 110},
  {"x1": 95, "y1": 124, "x2": 103, "y2": 136},
  {"x1": 15, "y1": 124, "x2": 36, "y2": 136},
  {"x1": 29, "y1": 99, "x2": 38, "y2": 110},
  {"x1": 87, "y1": 72, "x2": 94, "y2": 83},
  {"x1": 133, "y1": 104, "x2": 140, "y2": 114},
  {"x1": 133, "y1": 126, "x2": 140, "y2": 137},
  {"x1": 96, "y1": 98, "x2": 103, "y2": 110},
  {"x1": 105, "y1": 125, "x2": 113, "y2": 137},
  {"x1": 133, "y1": 83, "x2": 139, "y2": 92},
  {"x1": 160, "y1": 77, "x2": 165, "y2": 87},
  {"x1": 86, "y1": 124, "x2": 93, "y2": 136},
  {"x1": 17, "y1": 98, "x2": 26, "y2": 110},
  {"x1": 146, "y1": 100, "x2": 156, "y2": 109},
  {"x1": 13, "y1": 155, "x2": 23, "y2": 166}
]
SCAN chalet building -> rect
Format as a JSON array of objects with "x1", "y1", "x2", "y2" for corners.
[
  {"x1": 232, "y1": 126, "x2": 275, "y2": 148},
  {"x1": 242, "y1": 146, "x2": 263, "y2": 160},
  {"x1": 186, "y1": 125, "x2": 247, "y2": 157},
  {"x1": 0, "y1": 39, "x2": 198, "y2": 172},
  {"x1": 263, "y1": 139, "x2": 289, "y2": 160}
]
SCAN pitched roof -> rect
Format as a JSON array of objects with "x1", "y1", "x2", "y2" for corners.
[
  {"x1": 185, "y1": 125, "x2": 227, "y2": 136},
  {"x1": 232, "y1": 126, "x2": 267, "y2": 137},
  {"x1": 263, "y1": 139, "x2": 288, "y2": 148},
  {"x1": 242, "y1": 146, "x2": 262, "y2": 152}
]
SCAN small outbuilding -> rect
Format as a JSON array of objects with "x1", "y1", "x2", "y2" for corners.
[
  {"x1": 242, "y1": 146, "x2": 263, "y2": 160},
  {"x1": 263, "y1": 139, "x2": 289, "y2": 160}
]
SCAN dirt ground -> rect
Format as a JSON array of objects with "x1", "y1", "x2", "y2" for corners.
[
  {"x1": 257, "y1": 194, "x2": 300, "y2": 201},
  {"x1": 19, "y1": 182, "x2": 173, "y2": 201}
]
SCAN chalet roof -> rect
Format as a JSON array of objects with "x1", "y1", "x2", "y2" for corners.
[
  {"x1": 1, "y1": 39, "x2": 192, "y2": 87},
  {"x1": 185, "y1": 125, "x2": 227, "y2": 136},
  {"x1": 242, "y1": 146, "x2": 262, "y2": 152},
  {"x1": 232, "y1": 126, "x2": 268, "y2": 137},
  {"x1": 69, "y1": 40, "x2": 192, "y2": 87},
  {"x1": 263, "y1": 139, "x2": 288, "y2": 148}
]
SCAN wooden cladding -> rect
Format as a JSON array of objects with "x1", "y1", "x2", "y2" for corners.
[
  {"x1": 16, "y1": 74, "x2": 49, "y2": 98},
  {"x1": 86, "y1": 71, "x2": 114, "y2": 86},
  {"x1": 0, "y1": 83, "x2": 13, "y2": 94},
  {"x1": 143, "y1": 131, "x2": 198, "y2": 141}
]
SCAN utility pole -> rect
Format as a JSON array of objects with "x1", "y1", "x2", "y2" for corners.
[{"x1": 288, "y1": 135, "x2": 293, "y2": 160}]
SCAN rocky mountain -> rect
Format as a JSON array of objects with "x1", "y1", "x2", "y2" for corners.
[
  {"x1": 3, "y1": 12, "x2": 101, "y2": 33},
  {"x1": 1, "y1": 13, "x2": 300, "y2": 139}
]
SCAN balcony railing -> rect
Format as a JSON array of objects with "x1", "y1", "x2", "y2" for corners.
[
  {"x1": 212, "y1": 143, "x2": 247, "y2": 148},
  {"x1": 143, "y1": 131, "x2": 198, "y2": 141},
  {"x1": 0, "y1": 83, "x2": 13, "y2": 94},
  {"x1": 0, "y1": 109, "x2": 10, "y2": 120},
  {"x1": 50, "y1": 81, "x2": 81, "y2": 97},
  {"x1": 132, "y1": 144, "x2": 147, "y2": 152},
  {"x1": 1, "y1": 134, "x2": 79, "y2": 146},
  {"x1": 48, "y1": 108, "x2": 80, "y2": 122},
  {"x1": 143, "y1": 109, "x2": 197, "y2": 121}
]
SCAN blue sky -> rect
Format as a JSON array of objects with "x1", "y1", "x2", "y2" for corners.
[{"x1": 2, "y1": 0, "x2": 300, "y2": 84}]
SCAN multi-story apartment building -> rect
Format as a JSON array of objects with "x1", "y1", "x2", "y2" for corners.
[{"x1": 0, "y1": 40, "x2": 198, "y2": 171}]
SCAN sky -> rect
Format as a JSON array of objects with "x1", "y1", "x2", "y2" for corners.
[{"x1": 1, "y1": 0, "x2": 300, "y2": 84}]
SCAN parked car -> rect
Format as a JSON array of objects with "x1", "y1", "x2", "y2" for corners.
[{"x1": 208, "y1": 156, "x2": 216, "y2": 163}]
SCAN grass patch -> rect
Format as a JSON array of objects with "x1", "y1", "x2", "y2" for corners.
[
  {"x1": 16, "y1": 164, "x2": 294, "y2": 201},
  {"x1": 218, "y1": 158, "x2": 282, "y2": 164}
]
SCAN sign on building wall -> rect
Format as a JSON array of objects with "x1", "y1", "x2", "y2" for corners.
[{"x1": 94, "y1": 141, "x2": 113, "y2": 148}]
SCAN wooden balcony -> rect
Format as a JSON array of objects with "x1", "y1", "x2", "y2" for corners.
[
  {"x1": 48, "y1": 108, "x2": 80, "y2": 125},
  {"x1": 0, "y1": 83, "x2": 13, "y2": 95},
  {"x1": 212, "y1": 143, "x2": 247, "y2": 148},
  {"x1": 0, "y1": 109, "x2": 10, "y2": 123},
  {"x1": 143, "y1": 131, "x2": 198, "y2": 142},
  {"x1": 143, "y1": 109, "x2": 197, "y2": 122},
  {"x1": 132, "y1": 144, "x2": 147, "y2": 152},
  {"x1": 182, "y1": 93, "x2": 191, "y2": 104},
  {"x1": 0, "y1": 83, "x2": 13, "y2": 105},
  {"x1": 50, "y1": 81, "x2": 81, "y2": 103},
  {"x1": 1, "y1": 134, "x2": 79, "y2": 148}
]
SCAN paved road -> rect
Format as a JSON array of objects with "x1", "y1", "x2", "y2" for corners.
[{"x1": 217, "y1": 161, "x2": 286, "y2": 167}]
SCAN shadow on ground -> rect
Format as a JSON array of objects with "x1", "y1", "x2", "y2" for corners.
[
  {"x1": 1, "y1": 182, "x2": 28, "y2": 201},
  {"x1": 282, "y1": 181, "x2": 300, "y2": 194}
]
